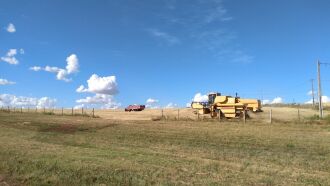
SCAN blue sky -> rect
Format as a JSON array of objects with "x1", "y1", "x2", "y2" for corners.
[{"x1": 1, "y1": 0, "x2": 330, "y2": 108}]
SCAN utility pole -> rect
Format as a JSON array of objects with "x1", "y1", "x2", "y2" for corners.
[
  {"x1": 317, "y1": 60, "x2": 323, "y2": 118},
  {"x1": 311, "y1": 79, "x2": 315, "y2": 107}
]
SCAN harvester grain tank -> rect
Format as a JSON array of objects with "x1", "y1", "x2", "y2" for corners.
[{"x1": 191, "y1": 92, "x2": 262, "y2": 119}]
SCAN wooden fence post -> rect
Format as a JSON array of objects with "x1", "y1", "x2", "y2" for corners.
[
  {"x1": 8, "y1": 106, "x2": 10, "y2": 112},
  {"x1": 81, "y1": 108, "x2": 84, "y2": 115},
  {"x1": 177, "y1": 109, "x2": 180, "y2": 120},
  {"x1": 92, "y1": 108, "x2": 95, "y2": 118},
  {"x1": 298, "y1": 107, "x2": 300, "y2": 122},
  {"x1": 269, "y1": 109, "x2": 272, "y2": 124},
  {"x1": 161, "y1": 109, "x2": 164, "y2": 119},
  {"x1": 243, "y1": 109, "x2": 246, "y2": 124},
  {"x1": 218, "y1": 110, "x2": 221, "y2": 122},
  {"x1": 71, "y1": 107, "x2": 74, "y2": 116},
  {"x1": 62, "y1": 107, "x2": 64, "y2": 116}
]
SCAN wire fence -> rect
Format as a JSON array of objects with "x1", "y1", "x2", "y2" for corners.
[{"x1": 0, "y1": 106, "x2": 325, "y2": 123}]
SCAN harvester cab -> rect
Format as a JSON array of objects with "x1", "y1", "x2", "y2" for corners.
[{"x1": 208, "y1": 92, "x2": 221, "y2": 105}]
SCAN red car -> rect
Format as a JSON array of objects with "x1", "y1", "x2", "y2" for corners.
[{"x1": 125, "y1": 105, "x2": 145, "y2": 112}]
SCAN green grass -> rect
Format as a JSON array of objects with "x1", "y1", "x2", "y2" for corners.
[{"x1": 0, "y1": 112, "x2": 329, "y2": 185}]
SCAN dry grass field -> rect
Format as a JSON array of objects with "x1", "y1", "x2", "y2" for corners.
[
  {"x1": 25, "y1": 106, "x2": 329, "y2": 122},
  {"x1": 0, "y1": 108, "x2": 329, "y2": 185}
]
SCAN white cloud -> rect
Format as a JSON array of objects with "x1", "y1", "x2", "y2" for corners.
[
  {"x1": 0, "y1": 79, "x2": 16, "y2": 85},
  {"x1": 44, "y1": 66, "x2": 61, "y2": 73},
  {"x1": 65, "y1": 54, "x2": 79, "y2": 74},
  {"x1": 323, "y1": 96, "x2": 330, "y2": 103},
  {"x1": 164, "y1": 102, "x2": 177, "y2": 108},
  {"x1": 0, "y1": 94, "x2": 56, "y2": 108},
  {"x1": 148, "y1": 29, "x2": 180, "y2": 45},
  {"x1": 146, "y1": 98, "x2": 159, "y2": 104},
  {"x1": 271, "y1": 97, "x2": 283, "y2": 104},
  {"x1": 192, "y1": 93, "x2": 208, "y2": 102},
  {"x1": 262, "y1": 97, "x2": 284, "y2": 105},
  {"x1": 186, "y1": 103, "x2": 191, "y2": 108},
  {"x1": 145, "y1": 98, "x2": 159, "y2": 109},
  {"x1": 307, "y1": 90, "x2": 314, "y2": 96},
  {"x1": 262, "y1": 100, "x2": 270, "y2": 105},
  {"x1": 6, "y1": 23, "x2": 16, "y2": 33},
  {"x1": 1, "y1": 49, "x2": 21, "y2": 65},
  {"x1": 76, "y1": 94, "x2": 121, "y2": 109},
  {"x1": 56, "y1": 69, "x2": 70, "y2": 82},
  {"x1": 305, "y1": 95, "x2": 330, "y2": 104},
  {"x1": 29, "y1": 54, "x2": 79, "y2": 82},
  {"x1": 76, "y1": 74, "x2": 118, "y2": 95},
  {"x1": 74, "y1": 104, "x2": 85, "y2": 109},
  {"x1": 29, "y1": 66, "x2": 42, "y2": 71}
]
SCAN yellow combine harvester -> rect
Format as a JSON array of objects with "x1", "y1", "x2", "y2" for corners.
[{"x1": 191, "y1": 92, "x2": 262, "y2": 119}]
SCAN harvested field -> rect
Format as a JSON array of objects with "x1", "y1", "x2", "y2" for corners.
[{"x1": 0, "y1": 111, "x2": 329, "y2": 185}]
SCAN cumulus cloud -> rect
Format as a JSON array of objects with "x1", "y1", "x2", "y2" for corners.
[
  {"x1": 146, "y1": 98, "x2": 159, "y2": 104},
  {"x1": 65, "y1": 54, "x2": 79, "y2": 74},
  {"x1": 307, "y1": 90, "x2": 314, "y2": 96},
  {"x1": 6, "y1": 23, "x2": 16, "y2": 33},
  {"x1": 29, "y1": 66, "x2": 42, "y2": 71},
  {"x1": 271, "y1": 97, "x2": 283, "y2": 104},
  {"x1": 145, "y1": 98, "x2": 159, "y2": 109},
  {"x1": 0, "y1": 94, "x2": 56, "y2": 108},
  {"x1": 1, "y1": 49, "x2": 22, "y2": 65},
  {"x1": 305, "y1": 96, "x2": 330, "y2": 104},
  {"x1": 75, "y1": 94, "x2": 121, "y2": 109},
  {"x1": 76, "y1": 74, "x2": 118, "y2": 95},
  {"x1": 262, "y1": 97, "x2": 284, "y2": 105},
  {"x1": 262, "y1": 100, "x2": 270, "y2": 105},
  {"x1": 0, "y1": 78, "x2": 16, "y2": 85},
  {"x1": 164, "y1": 102, "x2": 177, "y2": 108},
  {"x1": 192, "y1": 93, "x2": 208, "y2": 102},
  {"x1": 29, "y1": 54, "x2": 79, "y2": 82},
  {"x1": 76, "y1": 73, "x2": 120, "y2": 109}
]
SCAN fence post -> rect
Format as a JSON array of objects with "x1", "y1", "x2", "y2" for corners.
[
  {"x1": 71, "y1": 107, "x2": 74, "y2": 116},
  {"x1": 298, "y1": 107, "x2": 300, "y2": 122},
  {"x1": 243, "y1": 109, "x2": 246, "y2": 124},
  {"x1": 92, "y1": 108, "x2": 95, "y2": 118},
  {"x1": 269, "y1": 109, "x2": 272, "y2": 124},
  {"x1": 177, "y1": 109, "x2": 180, "y2": 120},
  {"x1": 21, "y1": 107, "x2": 22, "y2": 113},
  {"x1": 8, "y1": 106, "x2": 10, "y2": 112},
  {"x1": 218, "y1": 110, "x2": 221, "y2": 122},
  {"x1": 197, "y1": 112, "x2": 200, "y2": 121},
  {"x1": 61, "y1": 107, "x2": 63, "y2": 116},
  {"x1": 161, "y1": 109, "x2": 164, "y2": 119},
  {"x1": 81, "y1": 107, "x2": 84, "y2": 115}
]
